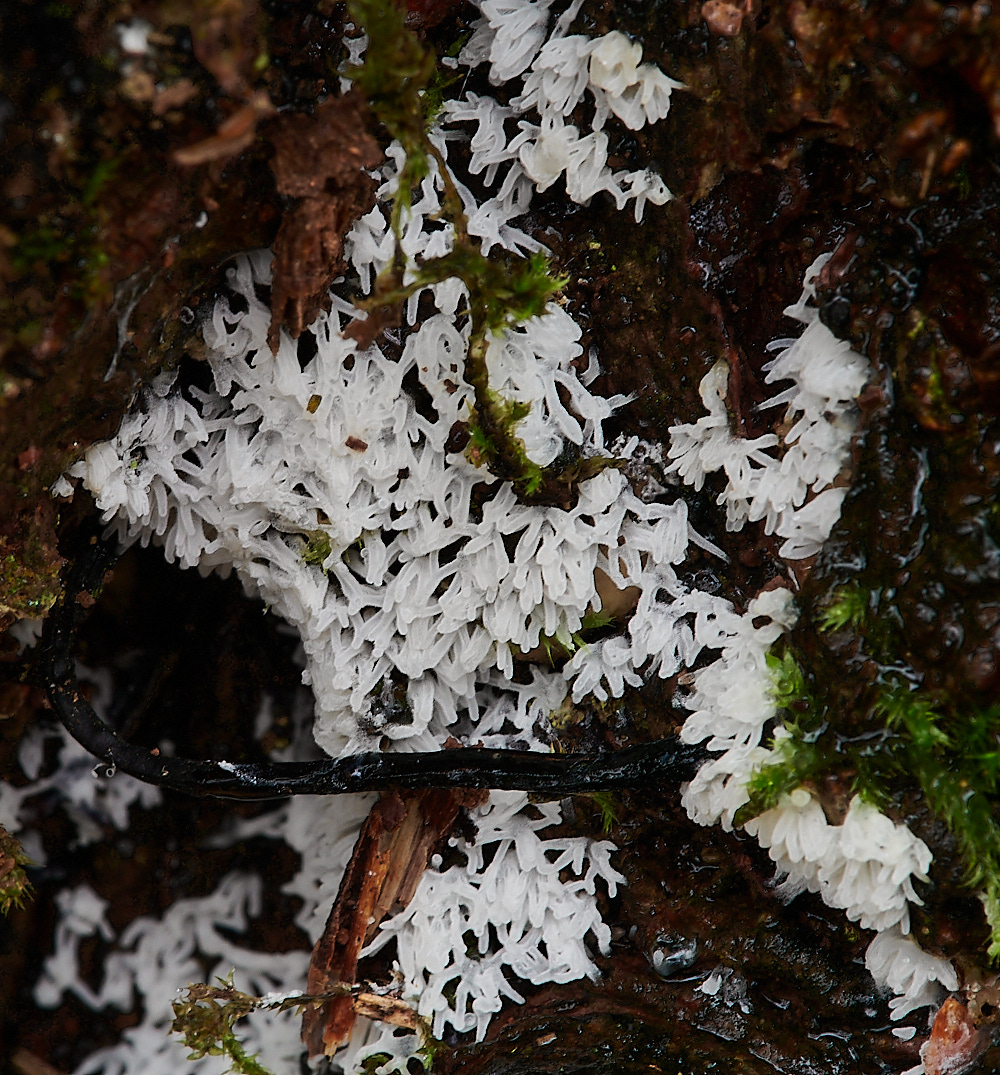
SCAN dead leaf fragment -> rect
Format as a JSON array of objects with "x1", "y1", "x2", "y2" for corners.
[
  {"x1": 183, "y1": 0, "x2": 264, "y2": 97},
  {"x1": 152, "y1": 78, "x2": 199, "y2": 116},
  {"x1": 11, "y1": 1048, "x2": 66, "y2": 1075},
  {"x1": 267, "y1": 91, "x2": 381, "y2": 353},
  {"x1": 353, "y1": 992, "x2": 423, "y2": 1029},
  {"x1": 702, "y1": 0, "x2": 748, "y2": 36},
  {"x1": 342, "y1": 301, "x2": 404, "y2": 351}
]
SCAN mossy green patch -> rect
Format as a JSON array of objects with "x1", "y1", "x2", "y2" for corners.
[
  {"x1": 816, "y1": 585, "x2": 867, "y2": 634},
  {"x1": 301, "y1": 531, "x2": 333, "y2": 568}
]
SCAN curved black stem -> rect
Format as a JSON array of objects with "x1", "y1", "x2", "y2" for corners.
[{"x1": 41, "y1": 531, "x2": 705, "y2": 800}]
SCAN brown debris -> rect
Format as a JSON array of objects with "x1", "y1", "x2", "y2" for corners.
[
  {"x1": 267, "y1": 91, "x2": 382, "y2": 353},
  {"x1": 0, "y1": 490, "x2": 65, "y2": 629},
  {"x1": 404, "y1": 0, "x2": 468, "y2": 32},
  {"x1": 701, "y1": 0, "x2": 752, "y2": 37},
  {"x1": 173, "y1": 90, "x2": 275, "y2": 167},
  {"x1": 921, "y1": 996, "x2": 989, "y2": 1075},
  {"x1": 302, "y1": 786, "x2": 487, "y2": 1057},
  {"x1": 11, "y1": 1049, "x2": 66, "y2": 1075},
  {"x1": 151, "y1": 78, "x2": 200, "y2": 116},
  {"x1": 175, "y1": 0, "x2": 265, "y2": 98},
  {"x1": 342, "y1": 301, "x2": 404, "y2": 351},
  {"x1": 353, "y1": 992, "x2": 423, "y2": 1029}
]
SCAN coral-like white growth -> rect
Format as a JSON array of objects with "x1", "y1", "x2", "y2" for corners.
[
  {"x1": 363, "y1": 791, "x2": 624, "y2": 1041},
  {"x1": 678, "y1": 587, "x2": 798, "y2": 830},
  {"x1": 35, "y1": 874, "x2": 309, "y2": 1075},
  {"x1": 68, "y1": 243, "x2": 718, "y2": 761},
  {"x1": 745, "y1": 792, "x2": 932, "y2": 934},
  {"x1": 447, "y1": 1, "x2": 678, "y2": 231},
  {"x1": 47, "y1": 9, "x2": 697, "y2": 1063},
  {"x1": 667, "y1": 254, "x2": 870, "y2": 559},
  {"x1": 24, "y1": 2, "x2": 954, "y2": 1064},
  {"x1": 678, "y1": 588, "x2": 955, "y2": 1019},
  {"x1": 0, "y1": 668, "x2": 162, "y2": 851},
  {"x1": 866, "y1": 926, "x2": 960, "y2": 1019}
]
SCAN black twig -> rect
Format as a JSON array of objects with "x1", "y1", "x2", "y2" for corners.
[{"x1": 41, "y1": 531, "x2": 705, "y2": 800}]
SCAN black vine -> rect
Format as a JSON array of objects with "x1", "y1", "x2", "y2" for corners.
[{"x1": 40, "y1": 528, "x2": 704, "y2": 801}]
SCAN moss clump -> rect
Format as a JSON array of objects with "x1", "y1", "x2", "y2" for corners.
[
  {"x1": 172, "y1": 974, "x2": 273, "y2": 1075},
  {"x1": 301, "y1": 531, "x2": 332, "y2": 567},
  {"x1": 173, "y1": 974, "x2": 356, "y2": 1075},
  {"x1": 587, "y1": 791, "x2": 620, "y2": 834},
  {"x1": 738, "y1": 641, "x2": 1000, "y2": 959},
  {"x1": 732, "y1": 649, "x2": 823, "y2": 826},
  {"x1": 173, "y1": 973, "x2": 434, "y2": 1075},
  {"x1": 0, "y1": 549, "x2": 62, "y2": 620},
  {"x1": 344, "y1": 0, "x2": 615, "y2": 507},
  {"x1": 874, "y1": 686, "x2": 1000, "y2": 960}
]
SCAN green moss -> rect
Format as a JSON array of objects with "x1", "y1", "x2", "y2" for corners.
[
  {"x1": 173, "y1": 975, "x2": 402, "y2": 1075},
  {"x1": 345, "y1": 0, "x2": 435, "y2": 233},
  {"x1": 816, "y1": 585, "x2": 867, "y2": 634},
  {"x1": 736, "y1": 637, "x2": 1000, "y2": 958},
  {"x1": 171, "y1": 973, "x2": 274, "y2": 1075},
  {"x1": 587, "y1": 791, "x2": 620, "y2": 834},
  {"x1": 301, "y1": 531, "x2": 332, "y2": 567},
  {"x1": 765, "y1": 650, "x2": 806, "y2": 709},
  {"x1": 0, "y1": 827, "x2": 32, "y2": 915},
  {"x1": 0, "y1": 550, "x2": 61, "y2": 618},
  {"x1": 81, "y1": 158, "x2": 120, "y2": 207},
  {"x1": 872, "y1": 685, "x2": 1000, "y2": 959},
  {"x1": 359, "y1": 1054, "x2": 394, "y2": 1075},
  {"x1": 11, "y1": 219, "x2": 111, "y2": 305}
]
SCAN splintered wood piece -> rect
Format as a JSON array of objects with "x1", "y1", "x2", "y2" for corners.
[{"x1": 302, "y1": 786, "x2": 487, "y2": 1057}]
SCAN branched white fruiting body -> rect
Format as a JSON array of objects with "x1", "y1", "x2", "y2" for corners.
[
  {"x1": 678, "y1": 587, "x2": 797, "y2": 830},
  {"x1": 745, "y1": 792, "x2": 932, "y2": 934},
  {"x1": 361, "y1": 792, "x2": 625, "y2": 1042},
  {"x1": 69, "y1": 229, "x2": 726, "y2": 762},
  {"x1": 450, "y1": 4, "x2": 678, "y2": 229},
  {"x1": 61, "y1": 62, "x2": 721, "y2": 1059},
  {"x1": 866, "y1": 926, "x2": 960, "y2": 1019},
  {"x1": 678, "y1": 594, "x2": 954, "y2": 1021},
  {"x1": 34, "y1": 874, "x2": 309, "y2": 1074},
  {"x1": 666, "y1": 263, "x2": 950, "y2": 1010},
  {"x1": 667, "y1": 254, "x2": 870, "y2": 559},
  {"x1": 0, "y1": 667, "x2": 161, "y2": 849},
  {"x1": 43, "y1": 1, "x2": 952, "y2": 1060},
  {"x1": 57, "y1": 9, "x2": 696, "y2": 1058}
]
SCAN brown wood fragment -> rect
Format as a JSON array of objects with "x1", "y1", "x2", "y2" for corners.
[
  {"x1": 173, "y1": 92, "x2": 275, "y2": 167},
  {"x1": 302, "y1": 786, "x2": 487, "y2": 1058},
  {"x1": 267, "y1": 92, "x2": 382, "y2": 353},
  {"x1": 12, "y1": 1049, "x2": 67, "y2": 1075},
  {"x1": 353, "y1": 992, "x2": 423, "y2": 1029}
]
